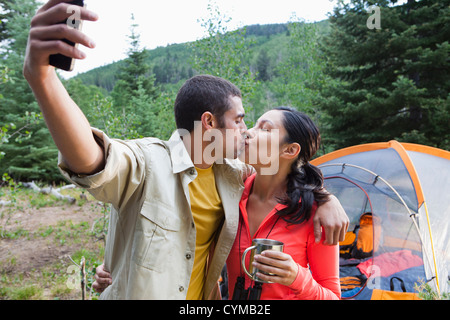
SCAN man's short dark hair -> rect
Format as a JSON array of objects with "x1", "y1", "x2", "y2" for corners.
[{"x1": 174, "y1": 75, "x2": 242, "y2": 132}]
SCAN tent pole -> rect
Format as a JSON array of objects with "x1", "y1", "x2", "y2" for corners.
[
  {"x1": 320, "y1": 163, "x2": 440, "y2": 295},
  {"x1": 422, "y1": 201, "x2": 441, "y2": 296}
]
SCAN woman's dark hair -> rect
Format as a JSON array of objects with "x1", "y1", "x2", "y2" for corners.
[
  {"x1": 174, "y1": 75, "x2": 242, "y2": 132},
  {"x1": 274, "y1": 106, "x2": 330, "y2": 225}
]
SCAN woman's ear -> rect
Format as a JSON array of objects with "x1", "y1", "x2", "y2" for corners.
[{"x1": 281, "y1": 142, "x2": 301, "y2": 160}]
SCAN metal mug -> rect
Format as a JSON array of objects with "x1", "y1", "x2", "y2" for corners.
[{"x1": 241, "y1": 238, "x2": 284, "y2": 283}]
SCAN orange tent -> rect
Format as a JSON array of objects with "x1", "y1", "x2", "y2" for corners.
[{"x1": 311, "y1": 141, "x2": 449, "y2": 299}]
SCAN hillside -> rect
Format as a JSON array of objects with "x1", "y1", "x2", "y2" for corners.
[{"x1": 74, "y1": 21, "x2": 330, "y2": 92}]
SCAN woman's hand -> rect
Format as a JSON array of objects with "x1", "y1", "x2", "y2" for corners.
[{"x1": 252, "y1": 250, "x2": 299, "y2": 286}]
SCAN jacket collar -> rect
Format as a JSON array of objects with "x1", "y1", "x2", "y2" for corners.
[{"x1": 164, "y1": 129, "x2": 196, "y2": 174}]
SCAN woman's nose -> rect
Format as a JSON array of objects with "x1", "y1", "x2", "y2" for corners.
[{"x1": 245, "y1": 127, "x2": 255, "y2": 139}]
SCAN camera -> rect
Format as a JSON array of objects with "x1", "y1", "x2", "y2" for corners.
[{"x1": 232, "y1": 276, "x2": 263, "y2": 300}]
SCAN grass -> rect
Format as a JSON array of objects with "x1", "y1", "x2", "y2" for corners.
[
  {"x1": 414, "y1": 279, "x2": 450, "y2": 300},
  {"x1": 0, "y1": 284, "x2": 44, "y2": 300},
  {"x1": 0, "y1": 226, "x2": 29, "y2": 240},
  {"x1": 0, "y1": 185, "x2": 107, "y2": 300},
  {"x1": 0, "y1": 259, "x2": 89, "y2": 300}
]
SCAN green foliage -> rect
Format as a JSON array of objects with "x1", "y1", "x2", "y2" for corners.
[
  {"x1": 0, "y1": 65, "x2": 14, "y2": 88},
  {"x1": 271, "y1": 18, "x2": 329, "y2": 124},
  {"x1": 63, "y1": 78, "x2": 107, "y2": 113},
  {"x1": 104, "y1": 14, "x2": 177, "y2": 141},
  {"x1": 152, "y1": 45, "x2": 194, "y2": 85},
  {"x1": 85, "y1": 95, "x2": 139, "y2": 140},
  {"x1": 189, "y1": 1, "x2": 259, "y2": 123},
  {"x1": 0, "y1": 0, "x2": 59, "y2": 181},
  {"x1": 255, "y1": 48, "x2": 271, "y2": 82},
  {"x1": 111, "y1": 14, "x2": 158, "y2": 109},
  {"x1": 317, "y1": 0, "x2": 450, "y2": 150},
  {"x1": 1, "y1": 284, "x2": 43, "y2": 300},
  {"x1": 414, "y1": 279, "x2": 450, "y2": 300},
  {"x1": 1, "y1": 0, "x2": 448, "y2": 182}
]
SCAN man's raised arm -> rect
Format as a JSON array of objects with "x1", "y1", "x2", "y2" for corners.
[{"x1": 23, "y1": 0, "x2": 103, "y2": 175}]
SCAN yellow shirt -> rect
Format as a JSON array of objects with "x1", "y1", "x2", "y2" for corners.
[{"x1": 186, "y1": 165, "x2": 225, "y2": 300}]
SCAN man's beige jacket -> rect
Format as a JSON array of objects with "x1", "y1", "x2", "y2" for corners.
[{"x1": 58, "y1": 128, "x2": 252, "y2": 299}]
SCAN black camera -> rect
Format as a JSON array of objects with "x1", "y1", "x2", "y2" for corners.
[{"x1": 232, "y1": 276, "x2": 263, "y2": 300}]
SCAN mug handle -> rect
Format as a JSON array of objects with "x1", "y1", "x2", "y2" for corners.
[{"x1": 241, "y1": 245, "x2": 256, "y2": 281}]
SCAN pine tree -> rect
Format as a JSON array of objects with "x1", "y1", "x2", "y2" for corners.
[
  {"x1": 111, "y1": 14, "x2": 157, "y2": 109},
  {"x1": 256, "y1": 48, "x2": 271, "y2": 81},
  {"x1": 318, "y1": 0, "x2": 450, "y2": 150},
  {"x1": 0, "y1": 0, "x2": 63, "y2": 182}
]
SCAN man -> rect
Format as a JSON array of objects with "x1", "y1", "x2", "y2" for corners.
[{"x1": 23, "y1": 1, "x2": 349, "y2": 299}]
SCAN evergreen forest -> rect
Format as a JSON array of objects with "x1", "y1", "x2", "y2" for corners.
[{"x1": 1, "y1": 0, "x2": 449, "y2": 183}]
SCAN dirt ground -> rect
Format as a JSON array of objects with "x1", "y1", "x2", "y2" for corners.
[{"x1": 0, "y1": 188, "x2": 106, "y2": 300}]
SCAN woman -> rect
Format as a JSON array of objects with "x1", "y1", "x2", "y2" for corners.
[{"x1": 227, "y1": 107, "x2": 340, "y2": 300}]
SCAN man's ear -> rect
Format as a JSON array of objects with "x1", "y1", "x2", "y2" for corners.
[
  {"x1": 281, "y1": 142, "x2": 301, "y2": 160},
  {"x1": 201, "y1": 112, "x2": 217, "y2": 130}
]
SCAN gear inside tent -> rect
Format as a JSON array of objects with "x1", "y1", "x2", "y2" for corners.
[{"x1": 311, "y1": 141, "x2": 450, "y2": 299}]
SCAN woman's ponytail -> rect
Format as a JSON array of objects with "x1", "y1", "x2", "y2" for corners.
[
  {"x1": 274, "y1": 107, "x2": 330, "y2": 225},
  {"x1": 277, "y1": 160, "x2": 329, "y2": 224}
]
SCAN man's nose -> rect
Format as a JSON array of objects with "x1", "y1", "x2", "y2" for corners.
[{"x1": 240, "y1": 122, "x2": 248, "y2": 134}]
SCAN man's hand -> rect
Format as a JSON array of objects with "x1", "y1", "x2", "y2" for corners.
[
  {"x1": 314, "y1": 195, "x2": 349, "y2": 245},
  {"x1": 23, "y1": 0, "x2": 98, "y2": 82},
  {"x1": 23, "y1": 0, "x2": 105, "y2": 175},
  {"x1": 92, "y1": 264, "x2": 112, "y2": 294}
]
